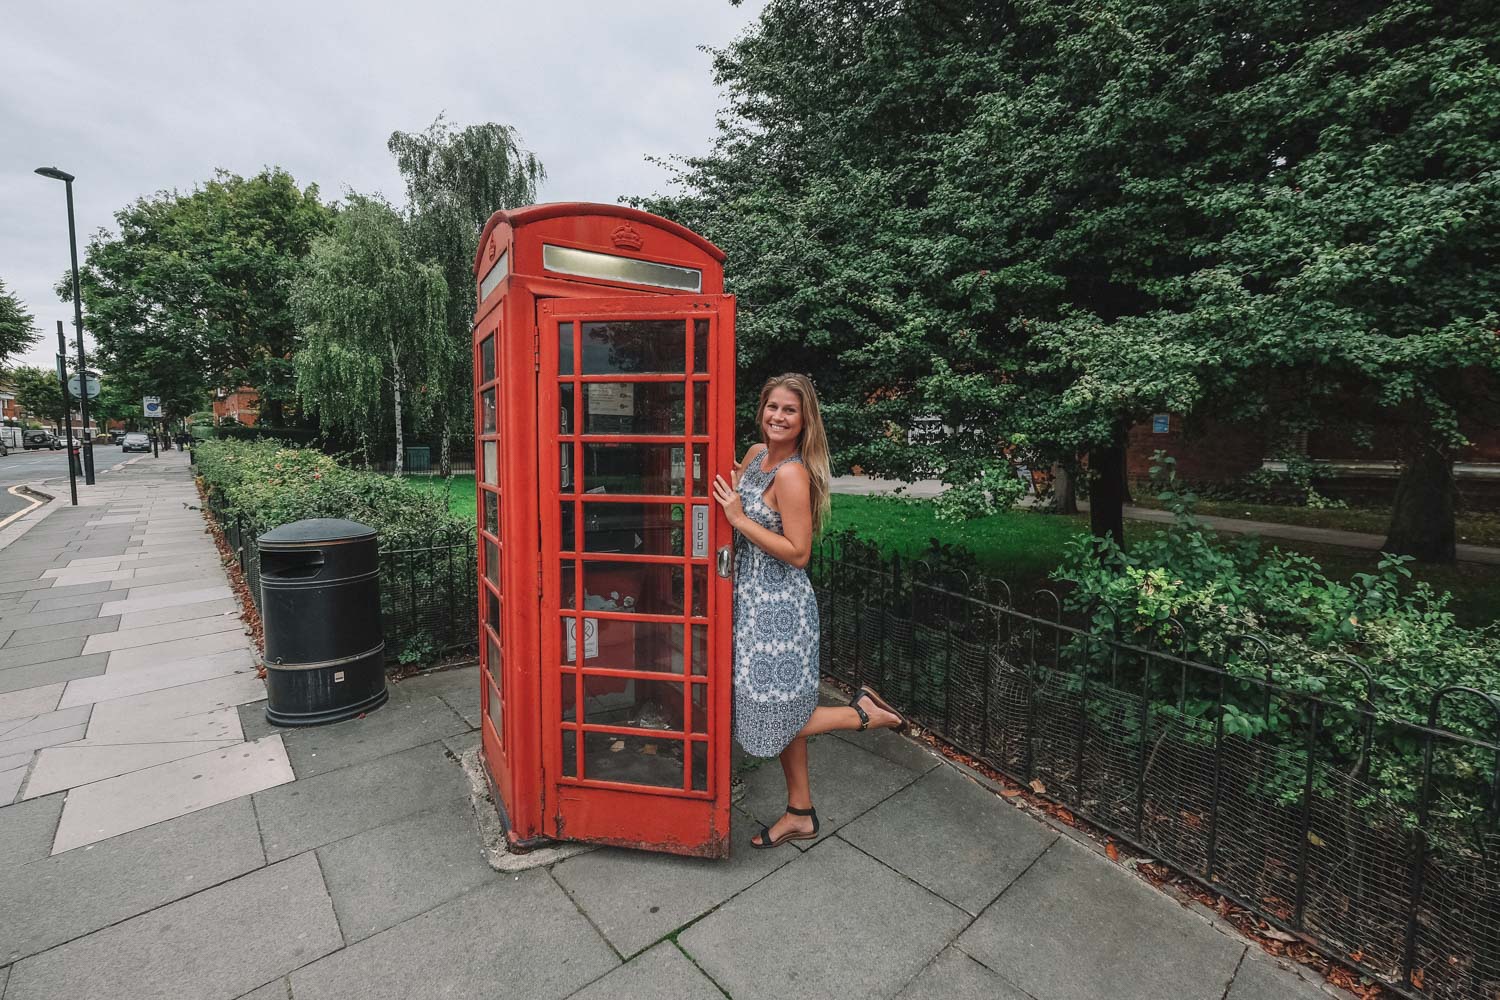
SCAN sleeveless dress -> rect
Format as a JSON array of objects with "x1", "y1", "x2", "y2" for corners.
[{"x1": 732, "y1": 449, "x2": 821, "y2": 757}]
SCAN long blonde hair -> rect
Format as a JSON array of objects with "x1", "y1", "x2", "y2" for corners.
[{"x1": 757, "y1": 373, "x2": 831, "y2": 536}]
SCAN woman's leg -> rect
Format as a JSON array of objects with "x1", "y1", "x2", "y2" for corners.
[
  {"x1": 796, "y1": 696, "x2": 900, "y2": 739},
  {"x1": 753, "y1": 736, "x2": 815, "y2": 845}
]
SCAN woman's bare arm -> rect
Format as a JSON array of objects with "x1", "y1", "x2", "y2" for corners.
[{"x1": 713, "y1": 461, "x2": 813, "y2": 569}]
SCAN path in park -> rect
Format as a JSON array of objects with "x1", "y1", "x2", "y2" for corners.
[
  {"x1": 0, "y1": 452, "x2": 1346, "y2": 1000},
  {"x1": 831, "y1": 474, "x2": 1500, "y2": 565}
]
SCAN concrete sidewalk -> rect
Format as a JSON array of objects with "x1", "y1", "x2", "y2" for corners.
[{"x1": 0, "y1": 454, "x2": 1346, "y2": 1000}]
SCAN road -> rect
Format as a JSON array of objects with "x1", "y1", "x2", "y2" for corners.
[{"x1": 0, "y1": 444, "x2": 136, "y2": 517}]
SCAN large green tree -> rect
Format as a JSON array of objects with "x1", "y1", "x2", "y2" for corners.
[
  {"x1": 645, "y1": 0, "x2": 1498, "y2": 559},
  {"x1": 8, "y1": 365, "x2": 65, "y2": 426},
  {"x1": 0, "y1": 278, "x2": 40, "y2": 368},
  {"x1": 290, "y1": 195, "x2": 449, "y2": 474},
  {"x1": 387, "y1": 116, "x2": 544, "y2": 474},
  {"x1": 73, "y1": 168, "x2": 333, "y2": 426}
]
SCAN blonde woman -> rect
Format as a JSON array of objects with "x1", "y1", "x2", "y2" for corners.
[{"x1": 712, "y1": 373, "x2": 907, "y2": 849}]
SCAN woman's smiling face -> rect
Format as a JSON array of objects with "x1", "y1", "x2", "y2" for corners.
[{"x1": 762, "y1": 387, "x2": 803, "y2": 447}]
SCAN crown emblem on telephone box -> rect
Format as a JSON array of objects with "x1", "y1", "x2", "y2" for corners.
[{"x1": 611, "y1": 223, "x2": 643, "y2": 251}]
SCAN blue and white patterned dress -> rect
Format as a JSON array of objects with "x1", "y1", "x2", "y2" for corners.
[{"x1": 732, "y1": 448, "x2": 820, "y2": 757}]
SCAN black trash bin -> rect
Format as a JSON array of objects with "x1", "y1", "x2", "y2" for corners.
[{"x1": 258, "y1": 518, "x2": 388, "y2": 726}]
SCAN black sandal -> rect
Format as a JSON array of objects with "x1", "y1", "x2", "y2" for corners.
[
  {"x1": 750, "y1": 805, "x2": 819, "y2": 849},
  {"x1": 850, "y1": 686, "x2": 909, "y2": 734}
]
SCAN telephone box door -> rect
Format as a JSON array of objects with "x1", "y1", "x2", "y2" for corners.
[{"x1": 538, "y1": 294, "x2": 735, "y2": 857}]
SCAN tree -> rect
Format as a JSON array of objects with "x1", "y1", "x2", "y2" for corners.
[
  {"x1": 387, "y1": 116, "x2": 544, "y2": 474},
  {"x1": 73, "y1": 168, "x2": 333, "y2": 427},
  {"x1": 9, "y1": 366, "x2": 65, "y2": 427},
  {"x1": 0, "y1": 278, "x2": 40, "y2": 368},
  {"x1": 290, "y1": 196, "x2": 449, "y2": 475}
]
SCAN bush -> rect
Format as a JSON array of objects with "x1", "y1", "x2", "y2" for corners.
[
  {"x1": 194, "y1": 440, "x2": 475, "y2": 664},
  {"x1": 1054, "y1": 456, "x2": 1500, "y2": 830}
]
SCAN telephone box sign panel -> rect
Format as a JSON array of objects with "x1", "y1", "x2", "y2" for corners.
[
  {"x1": 542, "y1": 244, "x2": 702, "y2": 292},
  {"x1": 479, "y1": 250, "x2": 509, "y2": 302}
]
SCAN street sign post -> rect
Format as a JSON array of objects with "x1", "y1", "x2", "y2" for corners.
[
  {"x1": 67, "y1": 374, "x2": 100, "y2": 399},
  {"x1": 143, "y1": 396, "x2": 162, "y2": 418}
]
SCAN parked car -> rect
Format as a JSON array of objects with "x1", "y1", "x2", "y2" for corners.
[
  {"x1": 121, "y1": 432, "x2": 151, "y2": 453},
  {"x1": 22, "y1": 429, "x2": 57, "y2": 450}
]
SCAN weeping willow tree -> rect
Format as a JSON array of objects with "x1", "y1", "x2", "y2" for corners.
[
  {"x1": 290, "y1": 195, "x2": 448, "y2": 475},
  {"x1": 388, "y1": 116, "x2": 544, "y2": 475}
]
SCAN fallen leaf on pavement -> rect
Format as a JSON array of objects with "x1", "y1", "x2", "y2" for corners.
[
  {"x1": 1029, "y1": 778, "x2": 1047, "y2": 794},
  {"x1": 1105, "y1": 841, "x2": 1119, "y2": 862}
]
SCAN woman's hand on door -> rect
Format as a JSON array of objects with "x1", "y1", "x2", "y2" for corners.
[{"x1": 712, "y1": 474, "x2": 745, "y2": 528}]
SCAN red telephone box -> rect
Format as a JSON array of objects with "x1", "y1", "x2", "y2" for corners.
[{"x1": 472, "y1": 204, "x2": 734, "y2": 858}]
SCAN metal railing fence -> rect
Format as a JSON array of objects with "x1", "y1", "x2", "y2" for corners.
[
  {"x1": 207, "y1": 491, "x2": 478, "y2": 663},
  {"x1": 809, "y1": 533, "x2": 1500, "y2": 1000}
]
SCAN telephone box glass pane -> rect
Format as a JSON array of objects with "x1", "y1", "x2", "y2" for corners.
[
  {"x1": 483, "y1": 442, "x2": 497, "y2": 486},
  {"x1": 482, "y1": 389, "x2": 496, "y2": 433},
  {"x1": 582, "y1": 503, "x2": 681, "y2": 555},
  {"x1": 487, "y1": 631, "x2": 502, "y2": 675},
  {"x1": 692, "y1": 382, "x2": 708, "y2": 435},
  {"x1": 561, "y1": 671, "x2": 576, "y2": 722},
  {"x1": 693, "y1": 319, "x2": 709, "y2": 373},
  {"x1": 560, "y1": 502, "x2": 575, "y2": 551},
  {"x1": 581, "y1": 561, "x2": 684, "y2": 616},
  {"x1": 691, "y1": 625, "x2": 707, "y2": 676},
  {"x1": 691, "y1": 741, "x2": 708, "y2": 791},
  {"x1": 690, "y1": 683, "x2": 708, "y2": 734},
  {"x1": 583, "y1": 444, "x2": 684, "y2": 495},
  {"x1": 558, "y1": 322, "x2": 574, "y2": 375},
  {"x1": 559, "y1": 385, "x2": 574, "y2": 434},
  {"x1": 484, "y1": 491, "x2": 498, "y2": 535},
  {"x1": 581, "y1": 320, "x2": 685, "y2": 375},
  {"x1": 487, "y1": 679, "x2": 501, "y2": 735},
  {"x1": 481, "y1": 336, "x2": 495, "y2": 383},
  {"x1": 691, "y1": 565, "x2": 708, "y2": 617},
  {"x1": 583, "y1": 731, "x2": 683, "y2": 788},
  {"x1": 485, "y1": 539, "x2": 499, "y2": 586},
  {"x1": 562, "y1": 616, "x2": 684, "y2": 672},
  {"x1": 544, "y1": 244, "x2": 702, "y2": 293},
  {"x1": 691, "y1": 444, "x2": 708, "y2": 496},
  {"x1": 560, "y1": 562, "x2": 576, "y2": 608},
  {"x1": 562, "y1": 731, "x2": 577, "y2": 777},
  {"x1": 485, "y1": 588, "x2": 499, "y2": 633},
  {"x1": 560, "y1": 443, "x2": 574, "y2": 493},
  {"x1": 583, "y1": 383, "x2": 684, "y2": 435},
  {"x1": 582, "y1": 676, "x2": 684, "y2": 730}
]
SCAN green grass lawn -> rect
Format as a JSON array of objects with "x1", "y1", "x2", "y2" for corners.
[
  {"x1": 406, "y1": 474, "x2": 478, "y2": 521},
  {"x1": 400, "y1": 477, "x2": 1499, "y2": 625}
]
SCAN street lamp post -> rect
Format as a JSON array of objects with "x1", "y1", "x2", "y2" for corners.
[{"x1": 35, "y1": 166, "x2": 96, "y2": 485}]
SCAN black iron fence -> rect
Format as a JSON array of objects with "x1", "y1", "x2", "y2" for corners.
[
  {"x1": 810, "y1": 534, "x2": 1500, "y2": 1000},
  {"x1": 209, "y1": 494, "x2": 478, "y2": 664}
]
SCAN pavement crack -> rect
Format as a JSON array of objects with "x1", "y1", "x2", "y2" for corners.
[{"x1": 1219, "y1": 945, "x2": 1248, "y2": 1000}]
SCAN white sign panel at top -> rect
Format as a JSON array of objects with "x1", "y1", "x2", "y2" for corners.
[{"x1": 143, "y1": 396, "x2": 162, "y2": 418}]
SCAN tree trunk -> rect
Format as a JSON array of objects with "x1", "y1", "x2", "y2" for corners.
[
  {"x1": 1383, "y1": 437, "x2": 1456, "y2": 563},
  {"x1": 1120, "y1": 447, "x2": 1134, "y2": 505},
  {"x1": 1051, "y1": 462, "x2": 1079, "y2": 514},
  {"x1": 389, "y1": 338, "x2": 405, "y2": 478},
  {"x1": 1088, "y1": 429, "x2": 1127, "y2": 550},
  {"x1": 439, "y1": 414, "x2": 452, "y2": 478}
]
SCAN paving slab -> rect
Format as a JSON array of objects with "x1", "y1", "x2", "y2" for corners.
[
  {"x1": 0, "y1": 654, "x2": 108, "y2": 696},
  {"x1": 116, "y1": 596, "x2": 239, "y2": 631},
  {"x1": 58, "y1": 647, "x2": 258, "y2": 709},
  {"x1": 0, "y1": 705, "x2": 89, "y2": 742},
  {"x1": 28, "y1": 592, "x2": 110, "y2": 614},
  {"x1": 317, "y1": 798, "x2": 495, "y2": 943},
  {"x1": 0, "y1": 604, "x2": 107, "y2": 632},
  {"x1": 0, "y1": 797, "x2": 266, "y2": 964},
  {"x1": 235, "y1": 979, "x2": 290, "y2": 1000},
  {"x1": 567, "y1": 942, "x2": 724, "y2": 1000},
  {"x1": 107, "y1": 566, "x2": 224, "y2": 592},
  {"x1": 8, "y1": 581, "x2": 113, "y2": 604},
  {"x1": 289, "y1": 873, "x2": 618, "y2": 1000},
  {"x1": 82, "y1": 614, "x2": 244, "y2": 654},
  {"x1": 4, "y1": 853, "x2": 341, "y2": 1000},
  {"x1": 1, "y1": 615, "x2": 120, "y2": 649},
  {"x1": 838, "y1": 764, "x2": 1058, "y2": 915},
  {"x1": 956, "y1": 835, "x2": 1245, "y2": 1000},
  {"x1": 51, "y1": 733, "x2": 293, "y2": 854},
  {"x1": 23, "y1": 738, "x2": 242, "y2": 799},
  {"x1": 280, "y1": 692, "x2": 471, "y2": 778},
  {"x1": 0, "y1": 763, "x2": 25, "y2": 804},
  {"x1": 0, "y1": 721, "x2": 88, "y2": 760},
  {"x1": 552, "y1": 807, "x2": 796, "y2": 956},
  {"x1": 0, "y1": 638, "x2": 87, "y2": 672},
  {"x1": 896, "y1": 946, "x2": 1035, "y2": 1000},
  {"x1": 95, "y1": 626, "x2": 247, "y2": 670},
  {"x1": 740, "y1": 733, "x2": 923, "y2": 848},
  {"x1": 1227, "y1": 949, "x2": 1337, "y2": 999},
  {"x1": 118, "y1": 575, "x2": 226, "y2": 600},
  {"x1": 0, "y1": 794, "x2": 63, "y2": 868},
  {"x1": 398, "y1": 665, "x2": 481, "y2": 729},
  {"x1": 679, "y1": 837, "x2": 970, "y2": 1000},
  {"x1": 79, "y1": 670, "x2": 264, "y2": 730},
  {"x1": 254, "y1": 743, "x2": 471, "y2": 863},
  {"x1": 98, "y1": 584, "x2": 233, "y2": 616}
]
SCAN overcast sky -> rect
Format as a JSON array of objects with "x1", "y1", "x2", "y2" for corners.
[{"x1": 2, "y1": 0, "x2": 763, "y2": 370}]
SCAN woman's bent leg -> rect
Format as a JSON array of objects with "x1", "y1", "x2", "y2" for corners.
[{"x1": 781, "y1": 736, "x2": 811, "y2": 810}]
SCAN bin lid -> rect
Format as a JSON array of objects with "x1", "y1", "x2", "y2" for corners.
[{"x1": 258, "y1": 518, "x2": 377, "y2": 547}]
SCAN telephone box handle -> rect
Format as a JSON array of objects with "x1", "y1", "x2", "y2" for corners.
[{"x1": 716, "y1": 544, "x2": 733, "y2": 579}]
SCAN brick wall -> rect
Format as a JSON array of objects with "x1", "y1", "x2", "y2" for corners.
[{"x1": 1126, "y1": 414, "x2": 1267, "y2": 483}]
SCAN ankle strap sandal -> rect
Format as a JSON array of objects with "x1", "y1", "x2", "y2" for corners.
[{"x1": 750, "y1": 804, "x2": 820, "y2": 850}]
